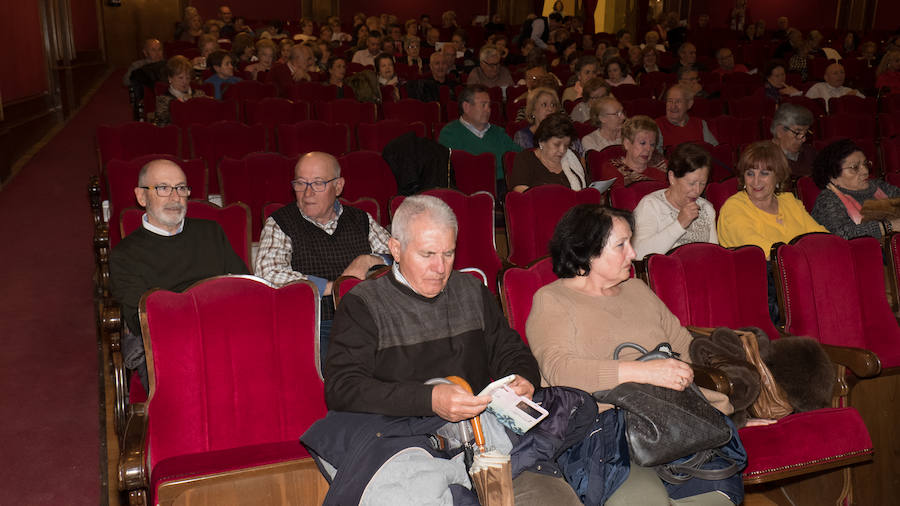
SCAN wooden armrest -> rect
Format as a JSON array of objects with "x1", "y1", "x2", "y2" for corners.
[
  {"x1": 118, "y1": 403, "x2": 148, "y2": 492},
  {"x1": 820, "y1": 344, "x2": 882, "y2": 378},
  {"x1": 102, "y1": 304, "x2": 122, "y2": 343},
  {"x1": 692, "y1": 364, "x2": 731, "y2": 396},
  {"x1": 88, "y1": 176, "x2": 103, "y2": 227}
]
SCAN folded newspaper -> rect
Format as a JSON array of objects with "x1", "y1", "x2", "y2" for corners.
[{"x1": 478, "y1": 375, "x2": 549, "y2": 435}]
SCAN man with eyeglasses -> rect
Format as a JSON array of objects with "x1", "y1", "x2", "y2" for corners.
[
  {"x1": 770, "y1": 103, "x2": 817, "y2": 178},
  {"x1": 655, "y1": 84, "x2": 718, "y2": 149},
  {"x1": 110, "y1": 159, "x2": 249, "y2": 389},
  {"x1": 466, "y1": 45, "x2": 513, "y2": 88},
  {"x1": 255, "y1": 152, "x2": 391, "y2": 356}
]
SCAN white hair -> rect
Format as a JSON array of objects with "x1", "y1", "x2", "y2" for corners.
[{"x1": 392, "y1": 195, "x2": 458, "y2": 247}]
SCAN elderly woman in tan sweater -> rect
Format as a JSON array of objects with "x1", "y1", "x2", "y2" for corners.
[{"x1": 526, "y1": 204, "x2": 740, "y2": 505}]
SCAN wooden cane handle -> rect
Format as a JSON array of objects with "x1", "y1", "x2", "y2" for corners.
[{"x1": 446, "y1": 376, "x2": 487, "y2": 452}]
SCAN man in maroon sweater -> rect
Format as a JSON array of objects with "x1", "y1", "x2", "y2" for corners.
[{"x1": 655, "y1": 84, "x2": 718, "y2": 149}]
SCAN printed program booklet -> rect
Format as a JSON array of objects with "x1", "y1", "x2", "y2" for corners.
[{"x1": 478, "y1": 375, "x2": 549, "y2": 435}]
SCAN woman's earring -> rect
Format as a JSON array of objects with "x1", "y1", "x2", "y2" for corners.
[{"x1": 539, "y1": 143, "x2": 544, "y2": 151}]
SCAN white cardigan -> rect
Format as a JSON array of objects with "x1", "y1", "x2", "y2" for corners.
[{"x1": 632, "y1": 189, "x2": 718, "y2": 259}]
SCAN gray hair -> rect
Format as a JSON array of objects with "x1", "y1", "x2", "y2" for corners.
[
  {"x1": 479, "y1": 44, "x2": 499, "y2": 62},
  {"x1": 392, "y1": 195, "x2": 458, "y2": 247},
  {"x1": 770, "y1": 103, "x2": 814, "y2": 136}
]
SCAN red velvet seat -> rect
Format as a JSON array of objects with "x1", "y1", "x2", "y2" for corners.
[
  {"x1": 644, "y1": 242, "x2": 875, "y2": 498},
  {"x1": 391, "y1": 189, "x2": 503, "y2": 293},
  {"x1": 287, "y1": 81, "x2": 341, "y2": 103},
  {"x1": 828, "y1": 94, "x2": 877, "y2": 116},
  {"x1": 877, "y1": 112, "x2": 900, "y2": 140},
  {"x1": 315, "y1": 99, "x2": 378, "y2": 126},
  {"x1": 610, "y1": 84, "x2": 650, "y2": 102},
  {"x1": 278, "y1": 121, "x2": 350, "y2": 157},
  {"x1": 218, "y1": 152, "x2": 297, "y2": 240},
  {"x1": 222, "y1": 80, "x2": 277, "y2": 104},
  {"x1": 621, "y1": 98, "x2": 665, "y2": 119},
  {"x1": 704, "y1": 177, "x2": 738, "y2": 214},
  {"x1": 585, "y1": 145, "x2": 627, "y2": 184},
  {"x1": 337, "y1": 151, "x2": 397, "y2": 226},
  {"x1": 170, "y1": 97, "x2": 239, "y2": 127},
  {"x1": 96, "y1": 122, "x2": 181, "y2": 171},
  {"x1": 690, "y1": 97, "x2": 725, "y2": 118},
  {"x1": 450, "y1": 150, "x2": 497, "y2": 199},
  {"x1": 727, "y1": 95, "x2": 775, "y2": 119},
  {"x1": 707, "y1": 115, "x2": 762, "y2": 147},
  {"x1": 504, "y1": 186, "x2": 604, "y2": 266},
  {"x1": 820, "y1": 114, "x2": 877, "y2": 141},
  {"x1": 119, "y1": 201, "x2": 252, "y2": 266},
  {"x1": 189, "y1": 121, "x2": 267, "y2": 194},
  {"x1": 773, "y1": 234, "x2": 898, "y2": 503},
  {"x1": 795, "y1": 176, "x2": 820, "y2": 212},
  {"x1": 356, "y1": 120, "x2": 427, "y2": 152},
  {"x1": 882, "y1": 136, "x2": 900, "y2": 174},
  {"x1": 499, "y1": 256, "x2": 557, "y2": 345},
  {"x1": 383, "y1": 99, "x2": 441, "y2": 137},
  {"x1": 638, "y1": 71, "x2": 676, "y2": 98},
  {"x1": 780, "y1": 95, "x2": 827, "y2": 118},
  {"x1": 105, "y1": 156, "x2": 207, "y2": 247},
  {"x1": 243, "y1": 98, "x2": 310, "y2": 148},
  {"x1": 609, "y1": 180, "x2": 666, "y2": 211},
  {"x1": 119, "y1": 276, "x2": 327, "y2": 504}
]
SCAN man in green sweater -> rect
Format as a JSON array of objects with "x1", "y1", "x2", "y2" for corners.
[
  {"x1": 110, "y1": 159, "x2": 248, "y2": 388},
  {"x1": 438, "y1": 84, "x2": 522, "y2": 195}
]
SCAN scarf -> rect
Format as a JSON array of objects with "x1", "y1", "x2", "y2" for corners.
[
  {"x1": 560, "y1": 150, "x2": 586, "y2": 190},
  {"x1": 828, "y1": 183, "x2": 888, "y2": 224},
  {"x1": 169, "y1": 86, "x2": 193, "y2": 102}
]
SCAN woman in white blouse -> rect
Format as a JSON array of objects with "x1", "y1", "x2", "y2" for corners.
[{"x1": 632, "y1": 143, "x2": 717, "y2": 259}]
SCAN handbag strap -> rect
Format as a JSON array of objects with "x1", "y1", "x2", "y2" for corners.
[
  {"x1": 655, "y1": 448, "x2": 742, "y2": 484},
  {"x1": 613, "y1": 342, "x2": 679, "y2": 361}
]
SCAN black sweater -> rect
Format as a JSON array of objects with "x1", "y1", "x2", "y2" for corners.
[
  {"x1": 109, "y1": 218, "x2": 249, "y2": 334},
  {"x1": 324, "y1": 271, "x2": 540, "y2": 416}
]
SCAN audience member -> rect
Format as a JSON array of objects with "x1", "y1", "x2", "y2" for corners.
[
  {"x1": 666, "y1": 12, "x2": 688, "y2": 53},
  {"x1": 245, "y1": 39, "x2": 275, "y2": 80},
  {"x1": 466, "y1": 45, "x2": 514, "y2": 88},
  {"x1": 770, "y1": 103, "x2": 816, "y2": 178},
  {"x1": 179, "y1": 12, "x2": 204, "y2": 42},
  {"x1": 401, "y1": 37, "x2": 424, "y2": 73},
  {"x1": 562, "y1": 55, "x2": 599, "y2": 102},
  {"x1": 876, "y1": 49, "x2": 900, "y2": 95},
  {"x1": 634, "y1": 46, "x2": 662, "y2": 78},
  {"x1": 805, "y1": 63, "x2": 864, "y2": 112},
  {"x1": 656, "y1": 84, "x2": 718, "y2": 147},
  {"x1": 405, "y1": 52, "x2": 459, "y2": 102},
  {"x1": 375, "y1": 53, "x2": 399, "y2": 86},
  {"x1": 270, "y1": 44, "x2": 313, "y2": 96},
  {"x1": 325, "y1": 56, "x2": 347, "y2": 87},
  {"x1": 423, "y1": 27, "x2": 440, "y2": 50},
  {"x1": 154, "y1": 56, "x2": 206, "y2": 127},
  {"x1": 604, "y1": 57, "x2": 636, "y2": 87},
  {"x1": 514, "y1": 87, "x2": 559, "y2": 147},
  {"x1": 582, "y1": 96, "x2": 624, "y2": 152},
  {"x1": 712, "y1": 47, "x2": 749, "y2": 75},
  {"x1": 569, "y1": 77, "x2": 611, "y2": 123},
  {"x1": 600, "y1": 115, "x2": 668, "y2": 188},
  {"x1": 123, "y1": 38, "x2": 163, "y2": 87},
  {"x1": 309, "y1": 195, "x2": 570, "y2": 505},
  {"x1": 763, "y1": 59, "x2": 801, "y2": 103},
  {"x1": 438, "y1": 84, "x2": 522, "y2": 187},
  {"x1": 218, "y1": 5, "x2": 235, "y2": 39},
  {"x1": 858, "y1": 41, "x2": 878, "y2": 68},
  {"x1": 641, "y1": 31, "x2": 666, "y2": 52},
  {"x1": 626, "y1": 46, "x2": 643, "y2": 72},
  {"x1": 294, "y1": 19, "x2": 316, "y2": 42},
  {"x1": 352, "y1": 30, "x2": 383, "y2": 67},
  {"x1": 730, "y1": 0, "x2": 748, "y2": 31},
  {"x1": 674, "y1": 42, "x2": 704, "y2": 72},
  {"x1": 811, "y1": 139, "x2": 900, "y2": 239},
  {"x1": 788, "y1": 40, "x2": 812, "y2": 81},
  {"x1": 204, "y1": 50, "x2": 241, "y2": 100},
  {"x1": 174, "y1": 6, "x2": 199, "y2": 40},
  {"x1": 110, "y1": 159, "x2": 249, "y2": 388},
  {"x1": 451, "y1": 30, "x2": 476, "y2": 70},
  {"x1": 632, "y1": 143, "x2": 717, "y2": 258},
  {"x1": 255, "y1": 152, "x2": 391, "y2": 355},
  {"x1": 510, "y1": 112, "x2": 587, "y2": 192},
  {"x1": 526, "y1": 204, "x2": 738, "y2": 505}
]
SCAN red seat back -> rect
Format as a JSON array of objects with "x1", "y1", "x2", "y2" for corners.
[
  {"x1": 278, "y1": 121, "x2": 350, "y2": 157},
  {"x1": 829, "y1": 95, "x2": 877, "y2": 116},
  {"x1": 287, "y1": 82, "x2": 339, "y2": 103},
  {"x1": 500, "y1": 257, "x2": 558, "y2": 344},
  {"x1": 142, "y1": 277, "x2": 325, "y2": 471},
  {"x1": 244, "y1": 98, "x2": 311, "y2": 143},
  {"x1": 218, "y1": 152, "x2": 297, "y2": 240},
  {"x1": 690, "y1": 97, "x2": 725, "y2": 119},
  {"x1": 120, "y1": 201, "x2": 252, "y2": 266},
  {"x1": 586, "y1": 145, "x2": 627, "y2": 184},
  {"x1": 609, "y1": 180, "x2": 667, "y2": 211},
  {"x1": 704, "y1": 177, "x2": 738, "y2": 214},
  {"x1": 391, "y1": 189, "x2": 503, "y2": 292},
  {"x1": 646, "y1": 243, "x2": 779, "y2": 338},
  {"x1": 170, "y1": 97, "x2": 239, "y2": 128},
  {"x1": 728, "y1": 95, "x2": 775, "y2": 119},
  {"x1": 190, "y1": 121, "x2": 267, "y2": 194},
  {"x1": 222, "y1": 80, "x2": 277, "y2": 102},
  {"x1": 451, "y1": 150, "x2": 497, "y2": 198},
  {"x1": 622, "y1": 98, "x2": 665, "y2": 119},
  {"x1": 356, "y1": 120, "x2": 427, "y2": 152},
  {"x1": 707, "y1": 115, "x2": 761, "y2": 147},
  {"x1": 821, "y1": 114, "x2": 876, "y2": 141},
  {"x1": 505, "y1": 186, "x2": 604, "y2": 266},
  {"x1": 773, "y1": 234, "x2": 900, "y2": 367},
  {"x1": 315, "y1": 99, "x2": 378, "y2": 125},
  {"x1": 97, "y1": 122, "x2": 181, "y2": 170},
  {"x1": 884, "y1": 137, "x2": 900, "y2": 174},
  {"x1": 795, "y1": 176, "x2": 820, "y2": 213},
  {"x1": 337, "y1": 151, "x2": 397, "y2": 226},
  {"x1": 383, "y1": 99, "x2": 441, "y2": 135}
]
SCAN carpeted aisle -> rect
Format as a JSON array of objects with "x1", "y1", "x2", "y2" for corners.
[{"x1": 0, "y1": 69, "x2": 130, "y2": 503}]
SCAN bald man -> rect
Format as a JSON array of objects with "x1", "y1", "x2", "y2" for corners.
[
  {"x1": 805, "y1": 63, "x2": 864, "y2": 113},
  {"x1": 255, "y1": 152, "x2": 391, "y2": 354},
  {"x1": 110, "y1": 159, "x2": 249, "y2": 388},
  {"x1": 123, "y1": 38, "x2": 163, "y2": 86}
]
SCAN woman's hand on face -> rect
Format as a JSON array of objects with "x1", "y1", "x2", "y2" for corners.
[
  {"x1": 620, "y1": 358, "x2": 694, "y2": 390},
  {"x1": 676, "y1": 201, "x2": 700, "y2": 229}
]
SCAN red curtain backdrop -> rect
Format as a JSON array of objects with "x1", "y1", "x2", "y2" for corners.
[
  {"x1": 189, "y1": 0, "x2": 301, "y2": 23},
  {"x1": 0, "y1": 3, "x2": 46, "y2": 101},
  {"x1": 71, "y1": 0, "x2": 100, "y2": 52},
  {"x1": 701, "y1": 0, "x2": 839, "y2": 31}
]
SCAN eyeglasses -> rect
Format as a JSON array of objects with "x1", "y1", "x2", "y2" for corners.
[
  {"x1": 139, "y1": 184, "x2": 191, "y2": 197},
  {"x1": 842, "y1": 159, "x2": 873, "y2": 172},
  {"x1": 603, "y1": 110, "x2": 625, "y2": 116},
  {"x1": 481, "y1": 61, "x2": 500, "y2": 67},
  {"x1": 784, "y1": 126, "x2": 813, "y2": 139},
  {"x1": 291, "y1": 177, "x2": 338, "y2": 192}
]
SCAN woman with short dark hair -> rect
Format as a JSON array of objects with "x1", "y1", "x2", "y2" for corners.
[
  {"x1": 527, "y1": 203, "x2": 737, "y2": 505},
  {"x1": 510, "y1": 112, "x2": 588, "y2": 192},
  {"x1": 811, "y1": 139, "x2": 900, "y2": 239},
  {"x1": 632, "y1": 143, "x2": 717, "y2": 258},
  {"x1": 155, "y1": 55, "x2": 206, "y2": 127}
]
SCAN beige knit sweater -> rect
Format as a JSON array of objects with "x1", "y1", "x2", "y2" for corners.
[{"x1": 526, "y1": 278, "x2": 732, "y2": 413}]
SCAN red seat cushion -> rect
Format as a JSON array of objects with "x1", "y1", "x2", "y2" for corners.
[
  {"x1": 151, "y1": 441, "x2": 313, "y2": 499},
  {"x1": 739, "y1": 407, "x2": 872, "y2": 481}
]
